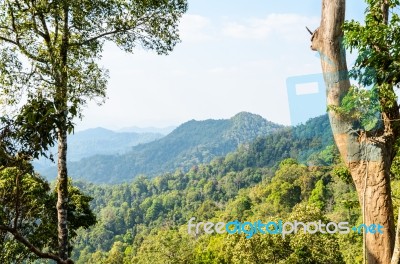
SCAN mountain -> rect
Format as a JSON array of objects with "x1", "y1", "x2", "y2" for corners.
[
  {"x1": 118, "y1": 126, "x2": 176, "y2": 135},
  {"x1": 40, "y1": 112, "x2": 283, "y2": 183},
  {"x1": 66, "y1": 128, "x2": 164, "y2": 161},
  {"x1": 220, "y1": 114, "x2": 334, "y2": 172},
  {"x1": 33, "y1": 128, "x2": 164, "y2": 169}
]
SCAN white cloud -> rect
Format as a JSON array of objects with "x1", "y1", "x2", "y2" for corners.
[
  {"x1": 222, "y1": 14, "x2": 319, "y2": 41},
  {"x1": 179, "y1": 14, "x2": 213, "y2": 42}
]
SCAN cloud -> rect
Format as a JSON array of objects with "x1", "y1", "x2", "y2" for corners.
[
  {"x1": 222, "y1": 14, "x2": 319, "y2": 41},
  {"x1": 179, "y1": 14, "x2": 213, "y2": 42}
]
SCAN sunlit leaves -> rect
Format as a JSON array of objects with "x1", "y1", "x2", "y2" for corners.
[
  {"x1": 328, "y1": 85, "x2": 382, "y2": 132},
  {"x1": 0, "y1": 167, "x2": 96, "y2": 261},
  {"x1": 0, "y1": 0, "x2": 187, "y2": 134},
  {"x1": 343, "y1": 0, "x2": 400, "y2": 110}
]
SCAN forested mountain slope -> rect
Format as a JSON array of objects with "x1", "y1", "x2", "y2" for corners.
[{"x1": 43, "y1": 112, "x2": 284, "y2": 183}]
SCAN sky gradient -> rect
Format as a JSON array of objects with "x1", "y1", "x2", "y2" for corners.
[{"x1": 75, "y1": 0, "x2": 366, "y2": 131}]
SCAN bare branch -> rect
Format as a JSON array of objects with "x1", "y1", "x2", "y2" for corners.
[
  {"x1": 69, "y1": 12, "x2": 157, "y2": 46},
  {"x1": 0, "y1": 35, "x2": 18, "y2": 45},
  {"x1": 0, "y1": 225, "x2": 72, "y2": 264},
  {"x1": 29, "y1": 11, "x2": 47, "y2": 40},
  {"x1": 74, "y1": 29, "x2": 124, "y2": 45},
  {"x1": 306, "y1": 26, "x2": 313, "y2": 35},
  {"x1": 38, "y1": 11, "x2": 52, "y2": 45}
]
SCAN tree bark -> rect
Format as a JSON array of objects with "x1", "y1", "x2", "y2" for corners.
[
  {"x1": 56, "y1": 3, "x2": 70, "y2": 261},
  {"x1": 57, "y1": 126, "x2": 69, "y2": 261},
  {"x1": 311, "y1": 0, "x2": 396, "y2": 263}
]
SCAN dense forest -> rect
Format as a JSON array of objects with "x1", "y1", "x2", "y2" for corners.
[
  {"x1": 27, "y1": 114, "x2": 398, "y2": 263},
  {"x1": 66, "y1": 114, "x2": 399, "y2": 263},
  {"x1": 2, "y1": 113, "x2": 400, "y2": 263},
  {"x1": 66, "y1": 128, "x2": 363, "y2": 263},
  {"x1": 70, "y1": 153, "x2": 366, "y2": 264},
  {"x1": 2, "y1": 0, "x2": 400, "y2": 262}
]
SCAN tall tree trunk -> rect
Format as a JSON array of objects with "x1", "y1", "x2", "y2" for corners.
[
  {"x1": 56, "y1": 3, "x2": 70, "y2": 262},
  {"x1": 311, "y1": 0, "x2": 396, "y2": 263},
  {"x1": 57, "y1": 126, "x2": 69, "y2": 261}
]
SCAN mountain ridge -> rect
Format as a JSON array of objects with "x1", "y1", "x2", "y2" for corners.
[{"x1": 38, "y1": 112, "x2": 283, "y2": 183}]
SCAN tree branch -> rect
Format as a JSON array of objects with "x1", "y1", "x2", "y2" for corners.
[
  {"x1": 69, "y1": 12, "x2": 157, "y2": 46},
  {"x1": 0, "y1": 2, "x2": 47, "y2": 63},
  {"x1": 0, "y1": 35, "x2": 18, "y2": 45},
  {"x1": 38, "y1": 11, "x2": 52, "y2": 45},
  {"x1": 0, "y1": 225, "x2": 73, "y2": 264},
  {"x1": 13, "y1": 171, "x2": 21, "y2": 229},
  {"x1": 71, "y1": 28, "x2": 125, "y2": 46}
]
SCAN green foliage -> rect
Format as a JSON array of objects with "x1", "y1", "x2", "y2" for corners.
[
  {"x1": 279, "y1": 158, "x2": 298, "y2": 168},
  {"x1": 0, "y1": 112, "x2": 56, "y2": 168},
  {"x1": 0, "y1": 0, "x2": 188, "y2": 261},
  {"x1": 228, "y1": 195, "x2": 253, "y2": 220},
  {"x1": 390, "y1": 137, "x2": 400, "y2": 180},
  {"x1": 10, "y1": 115, "x2": 347, "y2": 263},
  {"x1": 4, "y1": 97, "x2": 59, "y2": 161},
  {"x1": 343, "y1": 0, "x2": 400, "y2": 89},
  {"x1": 307, "y1": 145, "x2": 340, "y2": 166},
  {"x1": 284, "y1": 204, "x2": 345, "y2": 264},
  {"x1": 0, "y1": 168, "x2": 54, "y2": 263},
  {"x1": 309, "y1": 179, "x2": 329, "y2": 210},
  {"x1": 234, "y1": 115, "x2": 334, "y2": 171},
  {"x1": 332, "y1": 166, "x2": 353, "y2": 185},
  {"x1": 262, "y1": 160, "x2": 307, "y2": 215},
  {"x1": 328, "y1": 86, "x2": 381, "y2": 131},
  {"x1": 0, "y1": 167, "x2": 96, "y2": 262},
  {"x1": 194, "y1": 204, "x2": 345, "y2": 264},
  {"x1": 70, "y1": 141, "x2": 363, "y2": 263},
  {"x1": 342, "y1": 0, "x2": 400, "y2": 139},
  {"x1": 132, "y1": 229, "x2": 195, "y2": 264},
  {"x1": 0, "y1": 0, "x2": 189, "y2": 113}
]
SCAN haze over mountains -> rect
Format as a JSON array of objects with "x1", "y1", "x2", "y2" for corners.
[
  {"x1": 36, "y1": 112, "x2": 282, "y2": 182},
  {"x1": 33, "y1": 128, "x2": 164, "y2": 171},
  {"x1": 118, "y1": 126, "x2": 176, "y2": 134},
  {"x1": 36, "y1": 112, "x2": 333, "y2": 184}
]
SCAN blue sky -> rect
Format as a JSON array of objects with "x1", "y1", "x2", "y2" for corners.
[{"x1": 75, "y1": 0, "x2": 366, "y2": 131}]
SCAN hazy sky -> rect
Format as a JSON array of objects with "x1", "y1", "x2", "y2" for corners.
[{"x1": 75, "y1": 0, "x2": 366, "y2": 131}]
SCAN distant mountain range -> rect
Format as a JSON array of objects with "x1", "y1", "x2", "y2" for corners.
[
  {"x1": 37, "y1": 113, "x2": 334, "y2": 184},
  {"x1": 38, "y1": 112, "x2": 283, "y2": 183},
  {"x1": 66, "y1": 128, "x2": 165, "y2": 161},
  {"x1": 33, "y1": 128, "x2": 164, "y2": 171},
  {"x1": 118, "y1": 126, "x2": 176, "y2": 135}
]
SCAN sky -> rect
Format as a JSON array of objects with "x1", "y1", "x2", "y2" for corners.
[{"x1": 75, "y1": 0, "x2": 367, "y2": 131}]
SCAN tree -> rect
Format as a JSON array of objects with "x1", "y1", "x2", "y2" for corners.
[
  {"x1": 133, "y1": 229, "x2": 194, "y2": 264},
  {"x1": 0, "y1": 0, "x2": 187, "y2": 262},
  {"x1": 308, "y1": 179, "x2": 328, "y2": 210},
  {"x1": 0, "y1": 167, "x2": 96, "y2": 263},
  {"x1": 310, "y1": 0, "x2": 400, "y2": 263}
]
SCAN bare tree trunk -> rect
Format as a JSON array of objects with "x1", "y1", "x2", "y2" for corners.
[
  {"x1": 311, "y1": 0, "x2": 396, "y2": 263},
  {"x1": 57, "y1": 126, "x2": 69, "y2": 261},
  {"x1": 56, "y1": 3, "x2": 70, "y2": 262}
]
